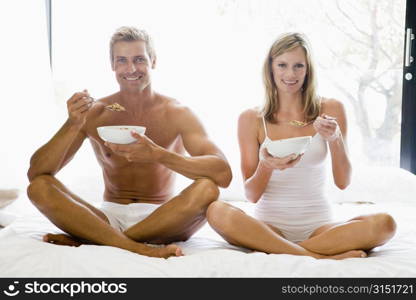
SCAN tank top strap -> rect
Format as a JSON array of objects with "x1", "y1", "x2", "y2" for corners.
[{"x1": 262, "y1": 116, "x2": 269, "y2": 139}]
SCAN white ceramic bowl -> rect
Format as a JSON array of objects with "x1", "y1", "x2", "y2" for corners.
[
  {"x1": 266, "y1": 135, "x2": 312, "y2": 158},
  {"x1": 97, "y1": 126, "x2": 146, "y2": 144}
]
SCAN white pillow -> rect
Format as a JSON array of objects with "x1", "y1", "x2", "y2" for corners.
[
  {"x1": 0, "y1": 189, "x2": 19, "y2": 209},
  {"x1": 328, "y1": 166, "x2": 416, "y2": 205}
]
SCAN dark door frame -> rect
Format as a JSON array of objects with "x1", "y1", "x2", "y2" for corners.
[{"x1": 400, "y1": 0, "x2": 416, "y2": 174}]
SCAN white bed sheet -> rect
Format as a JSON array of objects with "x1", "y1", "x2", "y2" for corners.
[{"x1": 0, "y1": 196, "x2": 415, "y2": 277}]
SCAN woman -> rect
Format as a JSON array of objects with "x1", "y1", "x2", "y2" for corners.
[{"x1": 207, "y1": 33, "x2": 396, "y2": 259}]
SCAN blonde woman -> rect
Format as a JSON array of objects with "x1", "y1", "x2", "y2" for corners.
[{"x1": 207, "y1": 33, "x2": 396, "y2": 259}]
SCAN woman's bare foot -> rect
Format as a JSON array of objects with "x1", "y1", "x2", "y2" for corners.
[{"x1": 318, "y1": 250, "x2": 367, "y2": 260}]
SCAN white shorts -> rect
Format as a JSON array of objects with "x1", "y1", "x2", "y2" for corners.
[
  {"x1": 100, "y1": 201, "x2": 161, "y2": 232},
  {"x1": 263, "y1": 217, "x2": 333, "y2": 243},
  {"x1": 253, "y1": 208, "x2": 334, "y2": 243}
]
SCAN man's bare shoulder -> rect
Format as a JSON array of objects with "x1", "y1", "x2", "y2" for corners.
[
  {"x1": 154, "y1": 93, "x2": 194, "y2": 120},
  {"x1": 154, "y1": 93, "x2": 181, "y2": 109},
  {"x1": 153, "y1": 94, "x2": 207, "y2": 136}
]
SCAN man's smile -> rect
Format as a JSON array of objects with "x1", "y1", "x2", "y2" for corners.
[
  {"x1": 123, "y1": 76, "x2": 143, "y2": 81},
  {"x1": 122, "y1": 73, "x2": 144, "y2": 81}
]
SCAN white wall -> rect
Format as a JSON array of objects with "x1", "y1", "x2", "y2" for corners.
[{"x1": 0, "y1": 0, "x2": 56, "y2": 191}]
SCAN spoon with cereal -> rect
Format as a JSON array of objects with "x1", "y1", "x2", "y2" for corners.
[
  {"x1": 83, "y1": 89, "x2": 126, "y2": 112},
  {"x1": 105, "y1": 102, "x2": 126, "y2": 112}
]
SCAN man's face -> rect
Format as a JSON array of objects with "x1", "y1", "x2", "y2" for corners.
[
  {"x1": 271, "y1": 46, "x2": 307, "y2": 95},
  {"x1": 111, "y1": 40, "x2": 155, "y2": 92}
]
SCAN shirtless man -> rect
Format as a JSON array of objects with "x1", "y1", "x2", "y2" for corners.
[{"x1": 27, "y1": 26, "x2": 232, "y2": 258}]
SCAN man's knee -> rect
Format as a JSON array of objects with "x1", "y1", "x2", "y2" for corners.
[
  {"x1": 193, "y1": 178, "x2": 220, "y2": 203},
  {"x1": 27, "y1": 175, "x2": 55, "y2": 206},
  {"x1": 180, "y1": 178, "x2": 220, "y2": 215}
]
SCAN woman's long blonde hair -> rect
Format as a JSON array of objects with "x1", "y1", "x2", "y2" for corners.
[{"x1": 262, "y1": 33, "x2": 320, "y2": 123}]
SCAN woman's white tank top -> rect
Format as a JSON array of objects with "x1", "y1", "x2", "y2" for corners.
[{"x1": 254, "y1": 117, "x2": 332, "y2": 225}]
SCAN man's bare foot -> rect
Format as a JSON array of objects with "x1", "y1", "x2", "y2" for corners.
[
  {"x1": 44, "y1": 233, "x2": 183, "y2": 258},
  {"x1": 43, "y1": 233, "x2": 84, "y2": 247},
  {"x1": 138, "y1": 244, "x2": 183, "y2": 259},
  {"x1": 320, "y1": 250, "x2": 367, "y2": 260}
]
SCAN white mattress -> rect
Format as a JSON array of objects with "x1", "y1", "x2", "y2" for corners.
[{"x1": 1, "y1": 196, "x2": 415, "y2": 277}]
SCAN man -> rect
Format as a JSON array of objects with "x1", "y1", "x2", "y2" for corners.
[{"x1": 27, "y1": 26, "x2": 232, "y2": 258}]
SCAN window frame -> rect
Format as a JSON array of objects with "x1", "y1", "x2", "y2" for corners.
[
  {"x1": 400, "y1": 0, "x2": 416, "y2": 174},
  {"x1": 45, "y1": 0, "x2": 52, "y2": 68}
]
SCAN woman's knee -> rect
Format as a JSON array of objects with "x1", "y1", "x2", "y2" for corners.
[
  {"x1": 206, "y1": 201, "x2": 223, "y2": 225},
  {"x1": 206, "y1": 201, "x2": 236, "y2": 230},
  {"x1": 374, "y1": 213, "x2": 396, "y2": 236},
  {"x1": 369, "y1": 213, "x2": 397, "y2": 242}
]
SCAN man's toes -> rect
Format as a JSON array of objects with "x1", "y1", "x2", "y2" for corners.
[
  {"x1": 43, "y1": 233, "x2": 81, "y2": 247},
  {"x1": 43, "y1": 233, "x2": 54, "y2": 243}
]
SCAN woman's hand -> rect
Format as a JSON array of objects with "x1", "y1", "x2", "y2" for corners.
[
  {"x1": 313, "y1": 114, "x2": 341, "y2": 142},
  {"x1": 260, "y1": 148, "x2": 303, "y2": 171}
]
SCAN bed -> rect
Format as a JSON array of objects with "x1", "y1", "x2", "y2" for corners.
[{"x1": 1, "y1": 166, "x2": 415, "y2": 277}]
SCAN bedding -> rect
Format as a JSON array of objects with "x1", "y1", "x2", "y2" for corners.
[{"x1": 0, "y1": 167, "x2": 415, "y2": 277}]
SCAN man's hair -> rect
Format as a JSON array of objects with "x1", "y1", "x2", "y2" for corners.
[
  {"x1": 262, "y1": 32, "x2": 320, "y2": 123},
  {"x1": 109, "y1": 26, "x2": 156, "y2": 65}
]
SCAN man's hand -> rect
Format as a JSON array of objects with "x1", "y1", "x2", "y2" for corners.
[
  {"x1": 104, "y1": 131, "x2": 162, "y2": 163},
  {"x1": 260, "y1": 148, "x2": 303, "y2": 171},
  {"x1": 67, "y1": 89, "x2": 94, "y2": 128}
]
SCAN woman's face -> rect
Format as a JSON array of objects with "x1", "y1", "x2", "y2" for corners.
[{"x1": 271, "y1": 46, "x2": 307, "y2": 95}]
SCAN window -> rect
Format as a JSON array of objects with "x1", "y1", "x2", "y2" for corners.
[
  {"x1": 51, "y1": 0, "x2": 407, "y2": 199},
  {"x1": 0, "y1": 1, "x2": 53, "y2": 189}
]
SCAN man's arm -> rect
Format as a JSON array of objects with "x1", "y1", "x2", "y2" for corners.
[
  {"x1": 157, "y1": 110, "x2": 232, "y2": 187},
  {"x1": 27, "y1": 91, "x2": 93, "y2": 182},
  {"x1": 27, "y1": 120, "x2": 86, "y2": 181}
]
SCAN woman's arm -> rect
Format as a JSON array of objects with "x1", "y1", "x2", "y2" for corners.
[
  {"x1": 238, "y1": 109, "x2": 301, "y2": 202},
  {"x1": 315, "y1": 99, "x2": 352, "y2": 189},
  {"x1": 238, "y1": 109, "x2": 271, "y2": 202}
]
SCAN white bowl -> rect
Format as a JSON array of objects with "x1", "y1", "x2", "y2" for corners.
[
  {"x1": 97, "y1": 126, "x2": 146, "y2": 144},
  {"x1": 266, "y1": 135, "x2": 312, "y2": 158}
]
